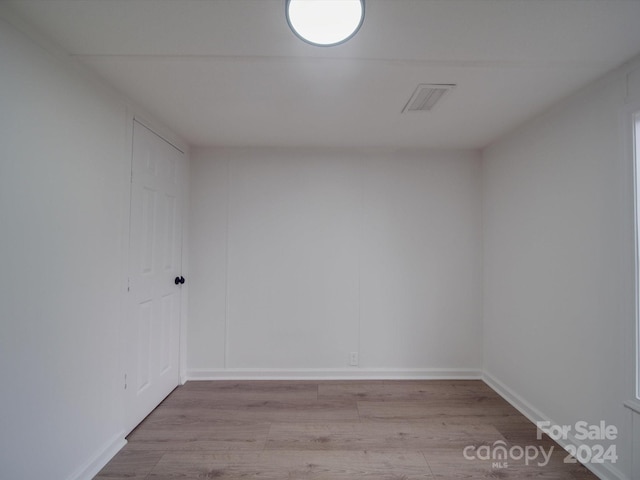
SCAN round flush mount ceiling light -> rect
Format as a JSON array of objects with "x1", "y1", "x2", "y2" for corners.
[{"x1": 286, "y1": 0, "x2": 365, "y2": 47}]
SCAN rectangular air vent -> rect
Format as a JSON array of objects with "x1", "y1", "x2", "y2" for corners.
[{"x1": 402, "y1": 84, "x2": 455, "y2": 113}]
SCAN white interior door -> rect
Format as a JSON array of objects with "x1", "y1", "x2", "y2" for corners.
[{"x1": 125, "y1": 120, "x2": 185, "y2": 433}]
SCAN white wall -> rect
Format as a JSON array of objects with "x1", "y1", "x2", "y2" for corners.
[
  {"x1": 0, "y1": 16, "x2": 186, "y2": 480},
  {"x1": 188, "y1": 147, "x2": 482, "y2": 377},
  {"x1": 482, "y1": 58, "x2": 640, "y2": 479}
]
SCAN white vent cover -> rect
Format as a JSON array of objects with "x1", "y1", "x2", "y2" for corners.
[{"x1": 402, "y1": 84, "x2": 455, "y2": 113}]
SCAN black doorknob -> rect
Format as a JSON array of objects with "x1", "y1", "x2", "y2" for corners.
[{"x1": 174, "y1": 276, "x2": 185, "y2": 285}]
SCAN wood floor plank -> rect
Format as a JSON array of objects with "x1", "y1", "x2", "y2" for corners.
[
  {"x1": 265, "y1": 421, "x2": 507, "y2": 451},
  {"x1": 162, "y1": 381, "x2": 318, "y2": 407},
  {"x1": 146, "y1": 451, "x2": 433, "y2": 479},
  {"x1": 493, "y1": 421, "x2": 559, "y2": 448},
  {"x1": 126, "y1": 421, "x2": 270, "y2": 452},
  {"x1": 357, "y1": 399, "x2": 524, "y2": 423},
  {"x1": 318, "y1": 380, "x2": 498, "y2": 402},
  {"x1": 178, "y1": 380, "x2": 319, "y2": 392},
  {"x1": 93, "y1": 449, "x2": 163, "y2": 479},
  {"x1": 145, "y1": 400, "x2": 361, "y2": 424}
]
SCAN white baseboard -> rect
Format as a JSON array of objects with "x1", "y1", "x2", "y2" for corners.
[
  {"x1": 66, "y1": 431, "x2": 127, "y2": 480},
  {"x1": 482, "y1": 371, "x2": 629, "y2": 480},
  {"x1": 187, "y1": 367, "x2": 482, "y2": 381}
]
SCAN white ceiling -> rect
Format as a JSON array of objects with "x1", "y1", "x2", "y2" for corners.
[{"x1": 4, "y1": 0, "x2": 640, "y2": 149}]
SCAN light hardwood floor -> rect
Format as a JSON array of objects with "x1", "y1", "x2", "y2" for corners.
[{"x1": 94, "y1": 380, "x2": 598, "y2": 479}]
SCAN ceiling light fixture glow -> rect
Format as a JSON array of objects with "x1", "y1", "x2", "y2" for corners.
[{"x1": 286, "y1": 0, "x2": 365, "y2": 47}]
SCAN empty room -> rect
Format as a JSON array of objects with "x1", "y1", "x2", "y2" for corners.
[{"x1": 2, "y1": 0, "x2": 640, "y2": 479}]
